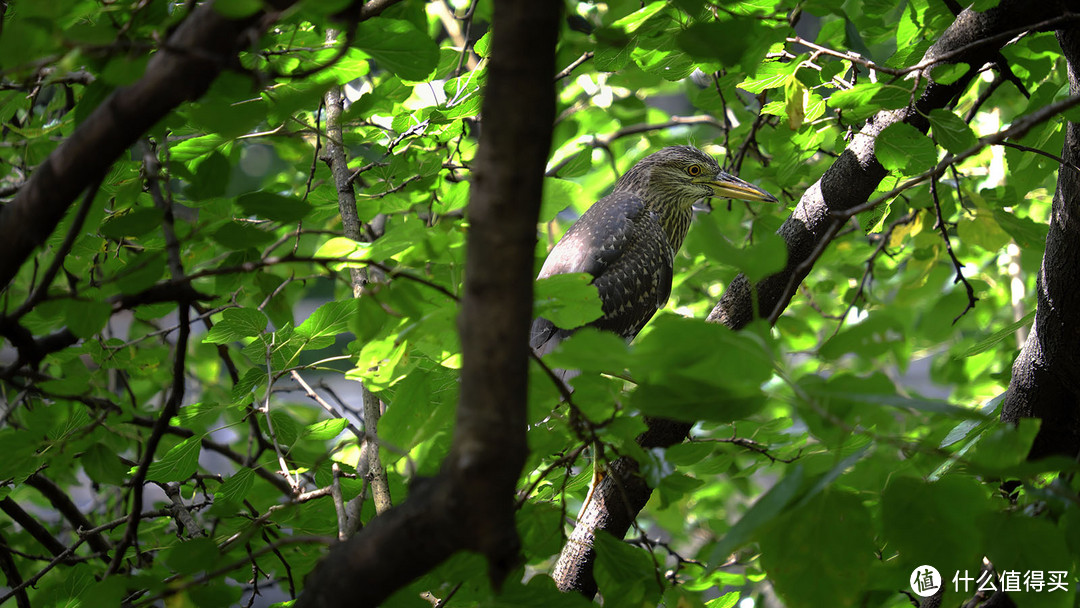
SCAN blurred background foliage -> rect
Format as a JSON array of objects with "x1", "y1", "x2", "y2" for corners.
[{"x1": 0, "y1": 0, "x2": 1076, "y2": 607}]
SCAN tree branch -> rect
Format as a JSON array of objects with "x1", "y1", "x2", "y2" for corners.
[
  {"x1": 552, "y1": 0, "x2": 1080, "y2": 596},
  {"x1": 1000, "y1": 23, "x2": 1080, "y2": 460},
  {"x1": 292, "y1": 2, "x2": 561, "y2": 605}
]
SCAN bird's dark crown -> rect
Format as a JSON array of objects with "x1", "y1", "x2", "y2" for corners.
[{"x1": 612, "y1": 145, "x2": 723, "y2": 206}]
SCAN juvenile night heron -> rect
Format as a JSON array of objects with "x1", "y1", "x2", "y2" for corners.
[{"x1": 530, "y1": 145, "x2": 778, "y2": 355}]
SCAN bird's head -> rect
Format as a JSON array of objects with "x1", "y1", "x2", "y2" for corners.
[{"x1": 614, "y1": 145, "x2": 778, "y2": 207}]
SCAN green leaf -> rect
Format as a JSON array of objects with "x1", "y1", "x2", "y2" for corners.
[
  {"x1": 957, "y1": 208, "x2": 1010, "y2": 255},
  {"x1": 189, "y1": 151, "x2": 231, "y2": 200},
  {"x1": 966, "y1": 418, "x2": 1039, "y2": 472},
  {"x1": 164, "y1": 537, "x2": 220, "y2": 574},
  {"x1": 533, "y1": 273, "x2": 603, "y2": 329},
  {"x1": 297, "y1": 299, "x2": 358, "y2": 342},
  {"x1": 958, "y1": 310, "x2": 1035, "y2": 358},
  {"x1": 552, "y1": 148, "x2": 592, "y2": 179},
  {"x1": 875, "y1": 122, "x2": 937, "y2": 173},
  {"x1": 213, "y1": 0, "x2": 263, "y2": 18},
  {"x1": 99, "y1": 207, "x2": 164, "y2": 239},
  {"x1": 735, "y1": 230, "x2": 787, "y2": 282},
  {"x1": 473, "y1": 32, "x2": 491, "y2": 58},
  {"x1": 738, "y1": 61, "x2": 795, "y2": 94},
  {"x1": 303, "y1": 418, "x2": 348, "y2": 440},
  {"x1": 539, "y1": 178, "x2": 584, "y2": 222},
  {"x1": 785, "y1": 78, "x2": 807, "y2": 130},
  {"x1": 930, "y1": 63, "x2": 970, "y2": 85},
  {"x1": 610, "y1": 2, "x2": 669, "y2": 33},
  {"x1": 594, "y1": 529, "x2": 659, "y2": 606},
  {"x1": 993, "y1": 208, "x2": 1048, "y2": 248},
  {"x1": 828, "y1": 82, "x2": 912, "y2": 120},
  {"x1": 144, "y1": 436, "x2": 201, "y2": 482},
  {"x1": 707, "y1": 592, "x2": 740, "y2": 608},
  {"x1": 314, "y1": 236, "x2": 369, "y2": 263},
  {"x1": 939, "y1": 394, "x2": 1003, "y2": 447},
  {"x1": 210, "y1": 220, "x2": 276, "y2": 248},
  {"x1": 236, "y1": 192, "x2": 311, "y2": 223},
  {"x1": 929, "y1": 109, "x2": 977, "y2": 154},
  {"x1": 677, "y1": 19, "x2": 776, "y2": 68},
  {"x1": 66, "y1": 300, "x2": 111, "y2": 338},
  {"x1": 215, "y1": 467, "x2": 255, "y2": 506},
  {"x1": 265, "y1": 410, "x2": 301, "y2": 447},
  {"x1": 354, "y1": 18, "x2": 438, "y2": 81},
  {"x1": 542, "y1": 328, "x2": 631, "y2": 374},
  {"x1": 170, "y1": 133, "x2": 228, "y2": 162},
  {"x1": 760, "y1": 490, "x2": 875, "y2": 608},
  {"x1": 710, "y1": 466, "x2": 805, "y2": 563},
  {"x1": 82, "y1": 443, "x2": 128, "y2": 485},
  {"x1": 981, "y1": 512, "x2": 1074, "y2": 608},
  {"x1": 185, "y1": 95, "x2": 267, "y2": 140},
  {"x1": 882, "y1": 476, "x2": 989, "y2": 574},
  {"x1": 204, "y1": 307, "x2": 268, "y2": 344}
]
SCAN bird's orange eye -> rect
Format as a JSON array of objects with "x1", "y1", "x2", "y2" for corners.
[{"x1": 687, "y1": 165, "x2": 702, "y2": 176}]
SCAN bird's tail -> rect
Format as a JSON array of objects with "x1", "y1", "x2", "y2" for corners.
[
  {"x1": 529, "y1": 317, "x2": 572, "y2": 357},
  {"x1": 529, "y1": 317, "x2": 579, "y2": 388}
]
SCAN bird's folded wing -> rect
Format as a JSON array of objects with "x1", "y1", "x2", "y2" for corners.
[
  {"x1": 531, "y1": 192, "x2": 674, "y2": 349},
  {"x1": 536, "y1": 192, "x2": 648, "y2": 279}
]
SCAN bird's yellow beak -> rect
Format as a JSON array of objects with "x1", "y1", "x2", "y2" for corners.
[{"x1": 705, "y1": 172, "x2": 778, "y2": 203}]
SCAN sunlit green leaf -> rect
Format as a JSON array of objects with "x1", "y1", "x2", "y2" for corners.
[
  {"x1": 355, "y1": 18, "x2": 438, "y2": 81},
  {"x1": 144, "y1": 437, "x2": 201, "y2": 483},
  {"x1": 875, "y1": 122, "x2": 937, "y2": 173},
  {"x1": 929, "y1": 108, "x2": 977, "y2": 153},
  {"x1": 533, "y1": 273, "x2": 604, "y2": 329},
  {"x1": 204, "y1": 307, "x2": 268, "y2": 344}
]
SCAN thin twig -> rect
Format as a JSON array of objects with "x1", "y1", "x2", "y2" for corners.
[
  {"x1": 930, "y1": 176, "x2": 978, "y2": 323},
  {"x1": 9, "y1": 175, "x2": 103, "y2": 320},
  {"x1": 133, "y1": 536, "x2": 335, "y2": 607},
  {"x1": 831, "y1": 211, "x2": 919, "y2": 337},
  {"x1": 106, "y1": 143, "x2": 194, "y2": 576},
  {"x1": 996, "y1": 141, "x2": 1080, "y2": 176},
  {"x1": 554, "y1": 51, "x2": 594, "y2": 82},
  {"x1": 289, "y1": 370, "x2": 364, "y2": 439}
]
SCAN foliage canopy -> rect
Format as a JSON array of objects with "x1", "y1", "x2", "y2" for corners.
[{"x1": 1, "y1": 0, "x2": 1079, "y2": 607}]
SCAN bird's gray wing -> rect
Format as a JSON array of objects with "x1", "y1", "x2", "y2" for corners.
[{"x1": 530, "y1": 192, "x2": 674, "y2": 352}]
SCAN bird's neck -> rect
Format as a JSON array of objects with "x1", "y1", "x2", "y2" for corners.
[{"x1": 652, "y1": 199, "x2": 695, "y2": 253}]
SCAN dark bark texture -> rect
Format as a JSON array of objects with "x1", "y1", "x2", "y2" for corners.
[
  {"x1": 1000, "y1": 25, "x2": 1080, "y2": 460},
  {"x1": 292, "y1": 2, "x2": 560, "y2": 606},
  {"x1": 551, "y1": 0, "x2": 1080, "y2": 597}
]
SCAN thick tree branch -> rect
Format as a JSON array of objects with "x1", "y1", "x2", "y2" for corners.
[
  {"x1": 1000, "y1": 24, "x2": 1080, "y2": 460},
  {"x1": 711, "y1": 1, "x2": 1080, "y2": 330},
  {"x1": 24, "y1": 474, "x2": 111, "y2": 558},
  {"x1": 552, "y1": 0, "x2": 1080, "y2": 597},
  {"x1": 292, "y1": 2, "x2": 561, "y2": 606}
]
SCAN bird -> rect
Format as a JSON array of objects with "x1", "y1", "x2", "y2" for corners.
[{"x1": 530, "y1": 145, "x2": 778, "y2": 357}]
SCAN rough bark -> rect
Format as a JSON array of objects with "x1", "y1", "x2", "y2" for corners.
[
  {"x1": 1000, "y1": 25, "x2": 1080, "y2": 460},
  {"x1": 552, "y1": 0, "x2": 1080, "y2": 597},
  {"x1": 292, "y1": 2, "x2": 560, "y2": 606}
]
